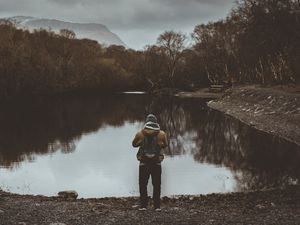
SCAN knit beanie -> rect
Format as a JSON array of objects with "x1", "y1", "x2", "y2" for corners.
[{"x1": 145, "y1": 114, "x2": 157, "y2": 123}]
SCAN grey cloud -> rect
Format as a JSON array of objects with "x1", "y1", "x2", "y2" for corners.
[
  {"x1": 0, "y1": 0, "x2": 235, "y2": 48},
  {"x1": 37, "y1": 0, "x2": 235, "y2": 29},
  {"x1": 48, "y1": 0, "x2": 82, "y2": 5},
  {"x1": 0, "y1": 0, "x2": 39, "y2": 12}
]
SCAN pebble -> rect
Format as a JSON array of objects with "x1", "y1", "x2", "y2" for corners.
[
  {"x1": 0, "y1": 210, "x2": 4, "y2": 213},
  {"x1": 49, "y1": 223, "x2": 66, "y2": 225},
  {"x1": 131, "y1": 204, "x2": 139, "y2": 209},
  {"x1": 96, "y1": 202, "x2": 109, "y2": 207},
  {"x1": 255, "y1": 204, "x2": 265, "y2": 209}
]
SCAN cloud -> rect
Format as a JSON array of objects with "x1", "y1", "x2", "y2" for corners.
[{"x1": 0, "y1": 0, "x2": 236, "y2": 49}]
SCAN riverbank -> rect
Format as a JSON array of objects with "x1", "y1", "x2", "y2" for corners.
[
  {"x1": 206, "y1": 85, "x2": 300, "y2": 146},
  {"x1": 175, "y1": 88, "x2": 224, "y2": 99},
  {"x1": 1, "y1": 186, "x2": 300, "y2": 225}
]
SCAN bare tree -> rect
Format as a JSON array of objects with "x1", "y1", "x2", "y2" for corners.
[
  {"x1": 59, "y1": 29, "x2": 76, "y2": 39},
  {"x1": 157, "y1": 31, "x2": 186, "y2": 87}
]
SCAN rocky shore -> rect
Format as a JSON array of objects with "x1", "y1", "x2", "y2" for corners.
[
  {"x1": 207, "y1": 85, "x2": 300, "y2": 146},
  {"x1": 1, "y1": 186, "x2": 300, "y2": 225}
]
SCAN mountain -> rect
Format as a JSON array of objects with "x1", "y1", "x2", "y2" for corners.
[{"x1": 5, "y1": 16, "x2": 126, "y2": 47}]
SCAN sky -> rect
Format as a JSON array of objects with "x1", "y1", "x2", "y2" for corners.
[{"x1": 0, "y1": 0, "x2": 236, "y2": 49}]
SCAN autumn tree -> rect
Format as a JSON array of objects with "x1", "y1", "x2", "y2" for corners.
[{"x1": 191, "y1": 0, "x2": 300, "y2": 85}]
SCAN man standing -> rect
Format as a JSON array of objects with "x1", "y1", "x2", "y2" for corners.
[{"x1": 132, "y1": 114, "x2": 168, "y2": 211}]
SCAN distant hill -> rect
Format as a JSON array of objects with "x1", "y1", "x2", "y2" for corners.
[{"x1": 5, "y1": 16, "x2": 126, "y2": 47}]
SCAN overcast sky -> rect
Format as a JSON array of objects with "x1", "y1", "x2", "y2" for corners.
[{"x1": 0, "y1": 0, "x2": 236, "y2": 49}]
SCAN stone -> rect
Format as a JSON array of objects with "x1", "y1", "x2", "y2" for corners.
[
  {"x1": 0, "y1": 209, "x2": 4, "y2": 213},
  {"x1": 57, "y1": 190, "x2": 78, "y2": 200},
  {"x1": 255, "y1": 204, "x2": 265, "y2": 209},
  {"x1": 49, "y1": 223, "x2": 66, "y2": 225},
  {"x1": 131, "y1": 204, "x2": 139, "y2": 209}
]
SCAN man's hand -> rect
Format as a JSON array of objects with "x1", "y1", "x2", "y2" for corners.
[{"x1": 132, "y1": 131, "x2": 144, "y2": 147}]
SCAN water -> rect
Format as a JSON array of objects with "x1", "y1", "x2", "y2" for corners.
[{"x1": 0, "y1": 93, "x2": 299, "y2": 198}]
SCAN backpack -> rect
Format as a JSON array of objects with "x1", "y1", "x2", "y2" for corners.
[{"x1": 138, "y1": 134, "x2": 161, "y2": 161}]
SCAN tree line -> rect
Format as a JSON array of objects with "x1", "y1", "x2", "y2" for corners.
[{"x1": 0, "y1": 0, "x2": 299, "y2": 100}]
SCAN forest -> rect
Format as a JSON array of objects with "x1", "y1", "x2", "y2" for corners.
[{"x1": 0, "y1": 0, "x2": 299, "y2": 100}]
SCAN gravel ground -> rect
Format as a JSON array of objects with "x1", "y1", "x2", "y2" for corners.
[{"x1": 1, "y1": 186, "x2": 300, "y2": 225}]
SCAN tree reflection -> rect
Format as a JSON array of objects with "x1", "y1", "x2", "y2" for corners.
[
  {"x1": 0, "y1": 93, "x2": 146, "y2": 167},
  {"x1": 146, "y1": 97, "x2": 300, "y2": 191},
  {"x1": 0, "y1": 94, "x2": 299, "y2": 191},
  {"x1": 201, "y1": 114, "x2": 300, "y2": 190}
]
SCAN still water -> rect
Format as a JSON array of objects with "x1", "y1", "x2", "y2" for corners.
[{"x1": 0, "y1": 93, "x2": 299, "y2": 198}]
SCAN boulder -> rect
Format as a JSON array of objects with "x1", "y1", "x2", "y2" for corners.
[{"x1": 57, "y1": 190, "x2": 78, "y2": 200}]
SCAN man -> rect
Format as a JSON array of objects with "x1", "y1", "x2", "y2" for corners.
[{"x1": 132, "y1": 114, "x2": 168, "y2": 211}]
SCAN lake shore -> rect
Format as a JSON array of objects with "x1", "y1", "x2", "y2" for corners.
[
  {"x1": 204, "y1": 85, "x2": 300, "y2": 146},
  {"x1": 1, "y1": 85, "x2": 299, "y2": 225},
  {"x1": 175, "y1": 88, "x2": 224, "y2": 99},
  {"x1": 1, "y1": 186, "x2": 300, "y2": 225}
]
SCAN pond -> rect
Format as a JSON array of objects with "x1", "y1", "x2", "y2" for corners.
[{"x1": 0, "y1": 93, "x2": 299, "y2": 198}]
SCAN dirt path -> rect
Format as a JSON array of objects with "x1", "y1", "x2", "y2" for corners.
[
  {"x1": 1, "y1": 186, "x2": 300, "y2": 225},
  {"x1": 207, "y1": 85, "x2": 300, "y2": 146}
]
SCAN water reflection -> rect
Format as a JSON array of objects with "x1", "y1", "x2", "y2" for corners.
[
  {"x1": 0, "y1": 93, "x2": 299, "y2": 196},
  {"x1": 0, "y1": 94, "x2": 145, "y2": 167},
  {"x1": 191, "y1": 110, "x2": 300, "y2": 191}
]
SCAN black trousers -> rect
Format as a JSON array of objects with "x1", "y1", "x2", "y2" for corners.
[{"x1": 139, "y1": 162, "x2": 162, "y2": 208}]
